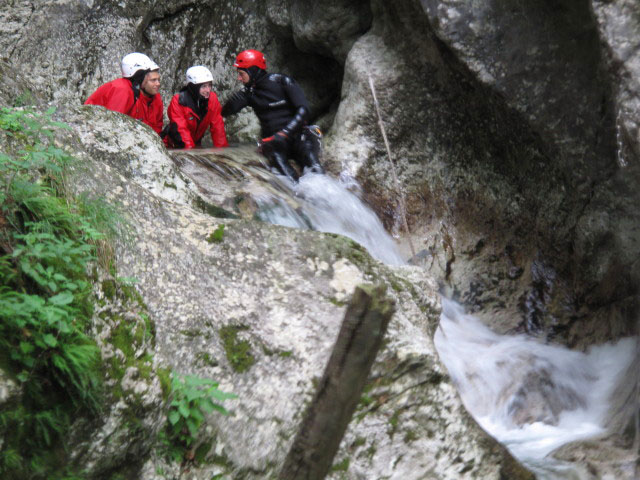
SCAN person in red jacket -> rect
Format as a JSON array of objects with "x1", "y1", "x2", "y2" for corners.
[
  {"x1": 164, "y1": 66, "x2": 228, "y2": 149},
  {"x1": 84, "y1": 52, "x2": 164, "y2": 135}
]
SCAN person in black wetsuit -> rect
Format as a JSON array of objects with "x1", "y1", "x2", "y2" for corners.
[{"x1": 221, "y1": 49, "x2": 324, "y2": 182}]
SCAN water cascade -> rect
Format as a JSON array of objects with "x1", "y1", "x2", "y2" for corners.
[
  {"x1": 173, "y1": 149, "x2": 636, "y2": 478},
  {"x1": 171, "y1": 148, "x2": 405, "y2": 265},
  {"x1": 254, "y1": 173, "x2": 405, "y2": 266},
  {"x1": 434, "y1": 299, "x2": 637, "y2": 479}
]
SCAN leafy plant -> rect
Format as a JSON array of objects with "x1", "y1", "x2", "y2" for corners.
[
  {"x1": 0, "y1": 106, "x2": 111, "y2": 478},
  {"x1": 163, "y1": 373, "x2": 236, "y2": 463}
]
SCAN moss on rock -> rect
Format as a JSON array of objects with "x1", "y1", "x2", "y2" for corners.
[{"x1": 219, "y1": 325, "x2": 255, "y2": 373}]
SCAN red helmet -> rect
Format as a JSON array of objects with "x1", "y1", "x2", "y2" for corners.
[{"x1": 234, "y1": 49, "x2": 266, "y2": 70}]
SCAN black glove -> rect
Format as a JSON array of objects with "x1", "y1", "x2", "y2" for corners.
[{"x1": 259, "y1": 131, "x2": 288, "y2": 152}]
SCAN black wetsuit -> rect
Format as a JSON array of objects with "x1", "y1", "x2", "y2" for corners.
[{"x1": 222, "y1": 70, "x2": 324, "y2": 181}]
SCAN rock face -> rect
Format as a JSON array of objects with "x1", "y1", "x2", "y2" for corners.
[
  {"x1": 325, "y1": 0, "x2": 640, "y2": 350},
  {"x1": 57, "y1": 105, "x2": 531, "y2": 479},
  {"x1": 2, "y1": 0, "x2": 638, "y2": 348},
  {"x1": 2, "y1": 0, "x2": 639, "y2": 477}
]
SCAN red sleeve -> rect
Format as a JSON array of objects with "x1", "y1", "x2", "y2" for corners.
[
  {"x1": 85, "y1": 81, "x2": 134, "y2": 115},
  {"x1": 150, "y1": 95, "x2": 164, "y2": 135},
  {"x1": 167, "y1": 95, "x2": 195, "y2": 149},
  {"x1": 209, "y1": 93, "x2": 229, "y2": 148},
  {"x1": 103, "y1": 89, "x2": 135, "y2": 115}
]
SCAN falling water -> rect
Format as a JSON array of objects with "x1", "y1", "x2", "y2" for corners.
[
  {"x1": 171, "y1": 149, "x2": 405, "y2": 265},
  {"x1": 434, "y1": 298, "x2": 637, "y2": 479},
  {"x1": 254, "y1": 172, "x2": 405, "y2": 266}
]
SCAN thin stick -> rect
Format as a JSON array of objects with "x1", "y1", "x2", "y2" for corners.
[{"x1": 368, "y1": 75, "x2": 416, "y2": 258}]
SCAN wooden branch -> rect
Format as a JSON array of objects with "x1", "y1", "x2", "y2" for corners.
[{"x1": 279, "y1": 284, "x2": 395, "y2": 480}]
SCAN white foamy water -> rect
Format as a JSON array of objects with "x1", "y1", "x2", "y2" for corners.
[
  {"x1": 434, "y1": 298, "x2": 637, "y2": 479},
  {"x1": 255, "y1": 172, "x2": 406, "y2": 266}
]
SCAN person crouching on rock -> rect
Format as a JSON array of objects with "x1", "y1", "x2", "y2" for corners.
[
  {"x1": 221, "y1": 49, "x2": 324, "y2": 182},
  {"x1": 84, "y1": 52, "x2": 163, "y2": 135},
  {"x1": 163, "y1": 66, "x2": 229, "y2": 149}
]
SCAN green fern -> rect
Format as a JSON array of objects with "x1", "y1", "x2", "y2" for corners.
[{"x1": 0, "y1": 106, "x2": 108, "y2": 478}]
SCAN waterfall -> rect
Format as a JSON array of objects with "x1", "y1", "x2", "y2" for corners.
[
  {"x1": 434, "y1": 298, "x2": 637, "y2": 479},
  {"x1": 254, "y1": 172, "x2": 406, "y2": 266}
]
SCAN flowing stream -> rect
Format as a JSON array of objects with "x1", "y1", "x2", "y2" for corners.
[
  {"x1": 174, "y1": 150, "x2": 636, "y2": 479},
  {"x1": 434, "y1": 299, "x2": 637, "y2": 479},
  {"x1": 253, "y1": 172, "x2": 405, "y2": 266}
]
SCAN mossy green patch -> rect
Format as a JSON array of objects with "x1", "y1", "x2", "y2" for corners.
[
  {"x1": 13, "y1": 89, "x2": 34, "y2": 107},
  {"x1": 359, "y1": 393, "x2": 374, "y2": 408},
  {"x1": 352, "y1": 436, "x2": 367, "y2": 448},
  {"x1": 262, "y1": 345, "x2": 293, "y2": 358},
  {"x1": 180, "y1": 328, "x2": 205, "y2": 338},
  {"x1": 207, "y1": 224, "x2": 226, "y2": 243},
  {"x1": 330, "y1": 457, "x2": 350, "y2": 473},
  {"x1": 388, "y1": 409, "x2": 402, "y2": 436},
  {"x1": 403, "y1": 429, "x2": 418, "y2": 443},
  {"x1": 193, "y1": 196, "x2": 239, "y2": 219},
  {"x1": 102, "y1": 279, "x2": 117, "y2": 299},
  {"x1": 195, "y1": 351, "x2": 219, "y2": 367},
  {"x1": 219, "y1": 325, "x2": 255, "y2": 373},
  {"x1": 328, "y1": 296, "x2": 347, "y2": 307},
  {"x1": 156, "y1": 367, "x2": 172, "y2": 400},
  {"x1": 194, "y1": 440, "x2": 213, "y2": 464}
]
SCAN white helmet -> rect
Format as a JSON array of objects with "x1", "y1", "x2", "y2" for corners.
[
  {"x1": 121, "y1": 52, "x2": 159, "y2": 78},
  {"x1": 186, "y1": 65, "x2": 213, "y2": 85}
]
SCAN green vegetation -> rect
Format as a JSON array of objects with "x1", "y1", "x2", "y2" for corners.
[
  {"x1": 207, "y1": 224, "x2": 226, "y2": 243},
  {"x1": 330, "y1": 457, "x2": 350, "y2": 473},
  {"x1": 193, "y1": 196, "x2": 239, "y2": 219},
  {"x1": 13, "y1": 89, "x2": 34, "y2": 108},
  {"x1": 219, "y1": 325, "x2": 255, "y2": 372},
  {"x1": 0, "y1": 106, "x2": 108, "y2": 478},
  {"x1": 196, "y1": 351, "x2": 219, "y2": 367},
  {"x1": 0, "y1": 107, "x2": 236, "y2": 479},
  {"x1": 161, "y1": 373, "x2": 236, "y2": 463},
  {"x1": 261, "y1": 345, "x2": 293, "y2": 358}
]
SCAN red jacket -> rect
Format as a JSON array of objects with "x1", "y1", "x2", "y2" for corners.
[
  {"x1": 84, "y1": 78, "x2": 164, "y2": 135},
  {"x1": 165, "y1": 89, "x2": 228, "y2": 149}
]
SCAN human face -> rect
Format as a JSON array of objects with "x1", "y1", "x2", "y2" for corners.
[
  {"x1": 141, "y1": 70, "x2": 161, "y2": 96},
  {"x1": 199, "y1": 82, "x2": 212, "y2": 99},
  {"x1": 237, "y1": 69, "x2": 250, "y2": 85}
]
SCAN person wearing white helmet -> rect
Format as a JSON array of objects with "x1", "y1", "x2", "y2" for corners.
[
  {"x1": 84, "y1": 52, "x2": 164, "y2": 135},
  {"x1": 164, "y1": 65, "x2": 228, "y2": 149}
]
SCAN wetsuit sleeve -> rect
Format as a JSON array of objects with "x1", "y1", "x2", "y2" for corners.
[
  {"x1": 209, "y1": 93, "x2": 229, "y2": 148},
  {"x1": 221, "y1": 89, "x2": 250, "y2": 117},
  {"x1": 167, "y1": 95, "x2": 196, "y2": 149},
  {"x1": 281, "y1": 78, "x2": 309, "y2": 136},
  {"x1": 282, "y1": 106, "x2": 308, "y2": 137}
]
